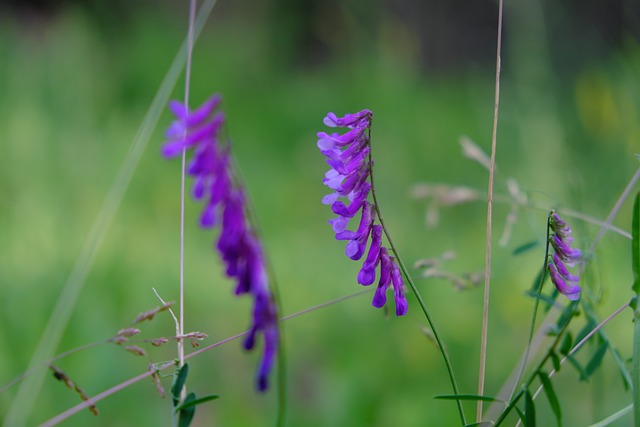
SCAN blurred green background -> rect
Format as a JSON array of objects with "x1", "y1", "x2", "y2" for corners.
[{"x1": 1, "y1": 0, "x2": 639, "y2": 425}]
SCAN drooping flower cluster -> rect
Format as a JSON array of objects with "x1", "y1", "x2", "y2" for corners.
[
  {"x1": 547, "y1": 212, "x2": 582, "y2": 300},
  {"x1": 318, "y1": 110, "x2": 408, "y2": 316},
  {"x1": 163, "y1": 94, "x2": 278, "y2": 392}
]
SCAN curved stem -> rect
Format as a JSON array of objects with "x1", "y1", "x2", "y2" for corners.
[
  {"x1": 508, "y1": 212, "x2": 552, "y2": 401},
  {"x1": 367, "y1": 128, "x2": 466, "y2": 426}
]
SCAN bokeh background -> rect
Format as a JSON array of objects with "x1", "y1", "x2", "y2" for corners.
[{"x1": 1, "y1": 0, "x2": 639, "y2": 425}]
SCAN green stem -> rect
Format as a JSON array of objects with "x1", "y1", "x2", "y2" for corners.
[
  {"x1": 494, "y1": 302, "x2": 576, "y2": 426},
  {"x1": 367, "y1": 128, "x2": 466, "y2": 426},
  {"x1": 508, "y1": 213, "x2": 553, "y2": 402}
]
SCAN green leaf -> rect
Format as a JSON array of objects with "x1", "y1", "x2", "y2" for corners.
[
  {"x1": 556, "y1": 301, "x2": 579, "y2": 330},
  {"x1": 537, "y1": 371, "x2": 562, "y2": 426},
  {"x1": 559, "y1": 333, "x2": 573, "y2": 355},
  {"x1": 613, "y1": 347, "x2": 631, "y2": 391},
  {"x1": 515, "y1": 406, "x2": 527, "y2": 425},
  {"x1": 174, "y1": 394, "x2": 220, "y2": 411},
  {"x1": 574, "y1": 320, "x2": 596, "y2": 351},
  {"x1": 524, "y1": 290, "x2": 557, "y2": 307},
  {"x1": 434, "y1": 394, "x2": 504, "y2": 403},
  {"x1": 171, "y1": 364, "x2": 189, "y2": 406},
  {"x1": 524, "y1": 388, "x2": 536, "y2": 427},
  {"x1": 513, "y1": 240, "x2": 540, "y2": 256},
  {"x1": 566, "y1": 354, "x2": 589, "y2": 381},
  {"x1": 585, "y1": 340, "x2": 608, "y2": 379},
  {"x1": 550, "y1": 351, "x2": 561, "y2": 372},
  {"x1": 178, "y1": 392, "x2": 196, "y2": 427},
  {"x1": 632, "y1": 192, "x2": 640, "y2": 294}
]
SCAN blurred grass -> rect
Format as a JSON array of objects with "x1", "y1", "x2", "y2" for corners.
[{"x1": 1, "y1": 2, "x2": 639, "y2": 426}]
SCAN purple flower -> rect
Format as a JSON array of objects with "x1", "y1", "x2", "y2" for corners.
[
  {"x1": 372, "y1": 248, "x2": 408, "y2": 315},
  {"x1": 163, "y1": 94, "x2": 279, "y2": 391},
  {"x1": 318, "y1": 109, "x2": 407, "y2": 315},
  {"x1": 547, "y1": 212, "x2": 582, "y2": 300}
]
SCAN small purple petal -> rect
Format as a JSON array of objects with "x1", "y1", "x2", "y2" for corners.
[
  {"x1": 323, "y1": 112, "x2": 339, "y2": 127},
  {"x1": 547, "y1": 262, "x2": 581, "y2": 300},
  {"x1": 328, "y1": 216, "x2": 349, "y2": 233},
  {"x1": 322, "y1": 192, "x2": 339, "y2": 205},
  {"x1": 551, "y1": 235, "x2": 581, "y2": 266},
  {"x1": 553, "y1": 253, "x2": 580, "y2": 284},
  {"x1": 168, "y1": 100, "x2": 189, "y2": 119},
  {"x1": 323, "y1": 169, "x2": 345, "y2": 190},
  {"x1": 372, "y1": 248, "x2": 392, "y2": 308},
  {"x1": 391, "y1": 260, "x2": 408, "y2": 316},
  {"x1": 357, "y1": 225, "x2": 382, "y2": 286}
]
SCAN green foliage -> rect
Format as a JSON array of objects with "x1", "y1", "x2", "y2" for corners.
[
  {"x1": 171, "y1": 364, "x2": 189, "y2": 407},
  {"x1": 537, "y1": 371, "x2": 562, "y2": 426},
  {"x1": 523, "y1": 388, "x2": 536, "y2": 427},
  {"x1": 1, "y1": 3, "x2": 639, "y2": 426}
]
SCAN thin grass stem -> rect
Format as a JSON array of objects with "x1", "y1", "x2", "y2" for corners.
[
  {"x1": 174, "y1": 1, "x2": 198, "y2": 414},
  {"x1": 478, "y1": 0, "x2": 504, "y2": 421}
]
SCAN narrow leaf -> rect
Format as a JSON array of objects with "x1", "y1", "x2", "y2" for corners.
[
  {"x1": 556, "y1": 301, "x2": 579, "y2": 330},
  {"x1": 171, "y1": 363, "x2": 189, "y2": 406},
  {"x1": 585, "y1": 340, "x2": 608, "y2": 378},
  {"x1": 550, "y1": 351, "x2": 561, "y2": 372},
  {"x1": 434, "y1": 394, "x2": 503, "y2": 403},
  {"x1": 612, "y1": 347, "x2": 631, "y2": 391},
  {"x1": 178, "y1": 392, "x2": 196, "y2": 427},
  {"x1": 537, "y1": 371, "x2": 562, "y2": 426},
  {"x1": 175, "y1": 394, "x2": 220, "y2": 411},
  {"x1": 524, "y1": 388, "x2": 536, "y2": 427},
  {"x1": 566, "y1": 354, "x2": 589, "y2": 381},
  {"x1": 574, "y1": 320, "x2": 597, "y2": 350},
  {"x1": 559, "y1": 333, "x2": 573, "y2": 355},
  {"x1": 524, "y1": 290, "x2": 557, "y2": 307},
  {"x1": 513, "y1": 240, "x2": 539, "y2": 256},
  {"x1": 515, "y1": 406, "x2": 527, "y2": 425}
]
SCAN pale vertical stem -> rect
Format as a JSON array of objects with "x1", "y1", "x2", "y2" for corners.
[
  {"x1": 477, "y1": 0, "x2": 504, "y2": 422},
  {"x1": 178, "y1": 0, "x2": 197, "y2": 398}
]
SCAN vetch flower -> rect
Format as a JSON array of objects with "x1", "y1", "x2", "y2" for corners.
[
  {"x1": 317, "y1": 109, "x2": 407, "y2": 315},
  {"x1": 546, "y1": 211, "x2": 582, "y2": 300},
  {"x1": 163, "y1": 94, "x2": 279, "y2": 391}
]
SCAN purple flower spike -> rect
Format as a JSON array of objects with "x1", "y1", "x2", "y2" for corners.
[
  {"x1": 163, "y1": 94, "x2": 279, "y2": 392},
  {"x1": 547, "y1": 211, "x2": 582, "y2": 300},
  {"x1": 318, "y1": 109, "x2": 408, "y2": 315}
]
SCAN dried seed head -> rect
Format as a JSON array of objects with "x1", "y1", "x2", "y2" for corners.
[
  {"x1": 149, "y1": 364, "x2": 166, "y2": 399},
  {"x1": 460, "y1": 135, "x2": 491, "y2": 170},
  {"x1": 112, "y1": 336, "x2": 128, "y2": 345},
  {"x1": 133, "y1": 302, "x2": 175, "y2": 325},
  {"x1": 50, "y1": 365, "x2": 98, "y2": 416},
  {"x1": 149, "y1": 337, "x2": 169, "y2": 347},
  {"x1": 123, "y1": 346, "x2": 146, "y2": 357},
  {"x1": 116, "y1": 328, "x2": 141, "y2": 338},
  {"x1": 182, "y1": 331, "x2": 208, "y2": 340}
]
